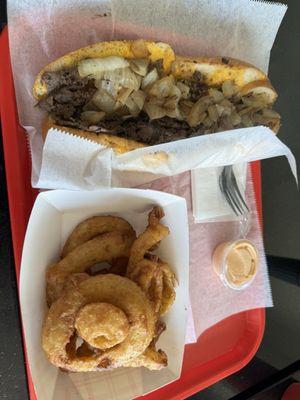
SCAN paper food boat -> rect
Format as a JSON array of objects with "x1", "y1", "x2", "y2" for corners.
[{"x1": 20, "y1": 188, "x2": 189, "y2": 400}]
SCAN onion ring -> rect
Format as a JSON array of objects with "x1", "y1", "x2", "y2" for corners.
[
  {"x1": 62, "y1": 273, "x2": 90, "y2": 293},
  {"x1": 127, "y1": 207, "x2": 175, "y2": 315},
  {"x1": 127, "y1": 207, "x2": 169, "y2": 276},
  {"x1": 158, "y1": 259, "x2": 177, "y2": 316},
  {"x1": 42, "y1": 274, "x2": 156, "y2": 372},
  {"x1": 75, "y1": 303, "x2": 130, "y2": 350},
  {"x1": 129, "y1": 258, "x2": 163, "y2": 314},
  {"x1": 46, "y1": 231, "x2": 134, "y2": 305},
  {"x1": 62, "y1": 216, "x2": 136, "y2": 257},
  {"x1": 122, "y1": 346, "x2": 167, "y2": 370},
  {"x1": 128, "y1": 256, "x2": 176, "y2": 315},
  {"x1": 122, "y1": 320, "x2": 167, "y2": 370}
]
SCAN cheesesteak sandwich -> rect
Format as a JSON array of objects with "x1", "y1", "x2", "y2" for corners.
[{"x1": 34, "y1": 39, "x2": 280, "y2": 154}]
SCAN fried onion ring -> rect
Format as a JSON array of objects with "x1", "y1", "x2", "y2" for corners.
[
  {"x1": 91, "y1": 257, "x2": 129, "y2": 277},
  {"x1": 158, "y1": 260, "x2": 177, "y2": 315},
  {"x1": 127, "y1": 207, "x2": 175, "y2": 315},
  {"x1": 128, "y1": 256, "x2": 176, "y2": 315},
  {"x1": 127, "y1": 207, "x2": 169, "y2": 276},
  {"x1": 122, "y1": 346, "x2": 167, "y2": 370},
  {"x1": 62, "y1": 216, "x2": 136, "y2": 257},
  {"x1": 122, "y1": 320, "x2": 167, "y2": 370},
  {"x1": 75, "y1": 303, "x2": 130, "y2": 350},
  {"x1": 46, "y1": 231, "x2": 134, "y2": 305},
  {"x1": 62, "y1": 273, "x2": 90, "y2": 292},
  {"x1": 42, "y1": 274, "x2": 157, "y2": 372},
  {"x1": 129, "y1": 258, "x2": 163, "y2": 314}
]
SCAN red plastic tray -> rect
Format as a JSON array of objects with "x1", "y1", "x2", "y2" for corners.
[{"x1": 0, "y1": 26, "x2": 265, "y2": 400}]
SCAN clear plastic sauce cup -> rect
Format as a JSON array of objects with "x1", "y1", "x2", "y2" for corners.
[{"x1": 212, "y1": 239, "x2": 259, "y2": 290}]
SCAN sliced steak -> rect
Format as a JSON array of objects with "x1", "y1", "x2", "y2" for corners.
[{"x1": 39, "y1": 69, "x2": 97, "y2": 122}]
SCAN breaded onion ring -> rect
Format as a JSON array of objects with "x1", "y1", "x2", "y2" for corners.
[
  {"x1": 42, "y1": 274, "x2": 156, "y2": 372},
  {"x1": 158, "y1": 259, "x2": 177, "y2": 316},
  {"x1": 129, "y1": 258, "x2": 163, "y2": 314},
  {"x1": 62, "y1": 216, "x2": 136, "y2": 257},
  {"x1": 62, "y1": 273, "x2": 90, "y2": 292},
  {"x1": 127, "y1": 207, "x2": 175, "y2": 315},
  {"x1": 75, "y1": 303, "x2": 130, "y2": 350},
  {"x1": 128, "y1": 256, "x2": 176, "y2": 316},
  {"x1": 46, "y1": 231, "x2": 134, "y2": 305},
  {"x1": 127, "y1": 207, "x2": 169, "y2": 276},
  {"x1": 123, "y1": 320, "x2": 167, "y2": 370},
  {"x1": 122, "y1": 346, "x2": 167, "y2": 370}
]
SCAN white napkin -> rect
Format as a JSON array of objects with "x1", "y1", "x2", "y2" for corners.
[
  {"x1": 192, "y1": 163, "x2": 247, "y2": 223},
  {"x1": 37, "y1": 129, "x2": 113, "y2": 190}
]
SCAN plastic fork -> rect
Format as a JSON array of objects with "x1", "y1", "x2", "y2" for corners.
[
  {"x1": 219, "y1": 165, "x2": 251, "y2": 238},
  {"x1": 219, "y1": 165, "x2": 249, "y2": 216}
]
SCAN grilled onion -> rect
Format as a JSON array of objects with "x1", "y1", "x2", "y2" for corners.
[
  {"x1": 131, "y1": 90, "x2": 146, "y2": 110},
  {"x1": 95, "y1": 68, "x2": 142, "y2": 92},
  {"x1": 187, "y1": 96, "x2": 211, "y2": 127},
  {"x1": 241, "y1": 93, "x2": 269, "y2": 108},
  {"x1": 117, "y1": 87, "x2": 133, "y2": 104},
  {"x1": 207, "y1": 105, "x2": 219, "y2": 123},
  {"x1": 125, "y1": 94, "x2": 140, "y2": 117},
  {"x1": 166, "y1": 107, "x2": 183, "y2": 120},
  {"x1": 95, "y1": 79, "x2": 118, "y2": 98},
  {"x1": 142, "y1": 69, "x2": 159, "y2": 91},
  {"x1": 144, "y1": 103, "x2": 166, "y2": 120},
  {"x1": 149, "y1": 76, "x2": 175, "y2": 98},
  {"x1": 176, "y1": 81, "x2": 190, "y2": 99},
  {"x1": 222, "y1": 80, "x2": 238, "y2": 98},
  {"x1": 78, "y1": 56, "x2": 129, "y2": 79},
  {"x1": 92, "y1": 90, "x2": 117, "y2": 114},
  {"x1": 129, "y1": 59, "x2": 149, "y2": 76},
  {"x1": 208, "y1": 88, "x2": 224, "y2": 103},
  {"x1": 229, "y1": 110, "x2": 242, "y2": 126}
]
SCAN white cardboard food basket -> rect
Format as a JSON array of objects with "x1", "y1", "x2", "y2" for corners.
[{"x1": 20, "y1": 188, "x2": 189, "y2": 400}]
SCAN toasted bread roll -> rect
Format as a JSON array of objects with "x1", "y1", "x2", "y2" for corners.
[
  {"x1": 33, "y1": 40, "x2": 175, "y2": 100},
  {"x1": 35, "y1": 39, "x2": 280, "y2": 153}
]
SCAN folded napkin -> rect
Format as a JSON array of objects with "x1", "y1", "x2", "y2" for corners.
[{"x1": 191, "y1": 163, "x2": 247, "y2": 223}]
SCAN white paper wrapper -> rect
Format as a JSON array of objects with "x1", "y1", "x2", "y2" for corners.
[
  {"x1": 37, "y1": 126, "x2": 297, "y2": 218},
  {"x1": 20, "y1": 188, "x2": 189, "y2": 400},
  {"x1": 7, "y1": 0, "x2": 289, "y2": 186}
]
